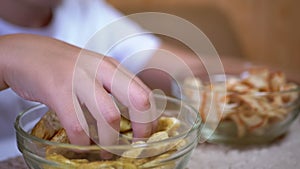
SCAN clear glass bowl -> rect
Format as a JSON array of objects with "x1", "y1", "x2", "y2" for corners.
[
  {"x1": 15, "y1": 94, "x2": 201, "y2": 169},
  {"x1": 172, "y1": 73, "x2": 300, "y2": 145}
]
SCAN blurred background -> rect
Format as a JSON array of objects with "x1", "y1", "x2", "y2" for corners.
[{"x1": 107, "y1": 0, "x2": 299, "y2": 81}]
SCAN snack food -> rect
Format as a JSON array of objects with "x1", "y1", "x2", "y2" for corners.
[
  {"x1": 31, "y1": 110, "x2": 185, "y2": 169},
  {"x1": 183, "y1": 68, "x2": 299, "y2": 138}
]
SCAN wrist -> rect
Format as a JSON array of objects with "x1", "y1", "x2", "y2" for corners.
[{"x1": 0, "y1": 35, "x2": 20, "y2": 90}]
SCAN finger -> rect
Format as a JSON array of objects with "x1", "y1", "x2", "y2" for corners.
[
  {"x1": 129, "y1": 92, "x2": 159, "y2": 139},
  {"x1": 74, "y1": 51, "x2": 121, "y2": 147},
  {"x1": 82, "y1": 84, "x2": 120, "y2": 159},
  {"x1": 88, "y1": 84, "x2": 120, "y2": 146},
  {"x1": 109, "y1": 58, "x2": 150, "y2": 93},
  {"x1": 51, "y1": 94, "x2": 90, "y2": 146},
  {"x1": 98, "y1": 57, "x2": 150, "y2": 108},
  {"x1": 98, "y1": 58, "x2": 156, "y2": 139},
  {"x1": 75, "y1": 72, "x2": 120, "y2": 146},
  {"x1": 115, "y1": 68, "x2": 159, "y2": 138}
]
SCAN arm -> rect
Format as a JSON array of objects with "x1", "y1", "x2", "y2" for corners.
[
  {"x1": 138, "y1": 42, "x2": 252, "y2": 95},
  {"x1": 0, "y1": 34, "x2": 155, "y2": 146}
]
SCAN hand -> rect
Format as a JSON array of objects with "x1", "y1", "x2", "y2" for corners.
[{"x1": 0, "y1": 34, "x2": 156, "y2": 146}]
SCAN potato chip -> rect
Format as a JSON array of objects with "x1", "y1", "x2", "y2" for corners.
[
  {"x1": 50, "y1": 128, "x2": 69, "y2": 143},
  {"x1": 120, "y1": 116, "x2": 131, "y2": 133},
  {"x1": 157, "y1": 117, "x2": 180, "y2": 136},
  {"x1": 31, "y1": 110, "x2": 62, "y2": 140}
]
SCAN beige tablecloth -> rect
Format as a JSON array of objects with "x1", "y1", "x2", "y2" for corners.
[
  {"x1": 189, "y1": 116, "x2": 300, "y2": 169},
  {"x1": 1, "y1": 116, "x2": 300, "y2": 169}
]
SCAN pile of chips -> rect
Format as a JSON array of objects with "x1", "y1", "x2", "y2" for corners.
[
  {"x1": 31, "y1": 110, "x2": 186, "y2": 169},
  {"x1": 183, "y1": 68, "x2": 299, "y2": 137}
]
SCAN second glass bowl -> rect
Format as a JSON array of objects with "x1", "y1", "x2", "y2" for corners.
[{"x1": 172, "y1": 71, "x2": 300, "y2": 145}]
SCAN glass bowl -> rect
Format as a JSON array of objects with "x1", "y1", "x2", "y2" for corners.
[
  {"x1": 172, "y1": 70, "x2": 300, "y2": 145},
  {"x1": 15, "y1": 94, "x2": 201, "y2": 169}
]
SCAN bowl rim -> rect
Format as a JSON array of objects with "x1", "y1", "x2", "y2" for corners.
[{"x1": 14, "y1": 94, "x2": 201, "y2": 150}]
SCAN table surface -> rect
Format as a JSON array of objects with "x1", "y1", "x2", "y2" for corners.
[{"x1": 1, "y1": 116, "x2": 300, "y2": 169}]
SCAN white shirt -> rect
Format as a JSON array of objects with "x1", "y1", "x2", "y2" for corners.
[{"x1": 0, "y1": 0, "x2": 159, "y2": 160}]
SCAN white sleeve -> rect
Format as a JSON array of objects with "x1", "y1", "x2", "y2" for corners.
[{"x1": 83, "y1": 0, "x2": 161, "y2": 74}]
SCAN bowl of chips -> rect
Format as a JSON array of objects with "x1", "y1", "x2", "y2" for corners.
[
  {"x1": 15, "y1": 94, "x2": 201, "y2": 169},
  {"x1": 173, "y1": 68, "x2": 300, "y2": 145}
]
